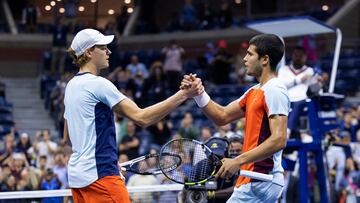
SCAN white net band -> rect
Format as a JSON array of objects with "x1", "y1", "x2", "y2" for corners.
[{"x1": 0, "y1": 184, "x2": 183, "y2": 200}]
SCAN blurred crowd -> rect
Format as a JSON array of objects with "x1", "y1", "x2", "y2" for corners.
[{"x1": 1, "y1": 37, "x2": 359, "y2": 203}]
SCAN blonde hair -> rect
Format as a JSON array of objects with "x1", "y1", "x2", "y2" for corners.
[{"x1": 67, "y1": 47, "x2": 95, "y2": 68}]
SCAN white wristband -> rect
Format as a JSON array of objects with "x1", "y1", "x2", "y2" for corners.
[{"x1": 194, "y1": 91, "x2": 210, "y2": 108}]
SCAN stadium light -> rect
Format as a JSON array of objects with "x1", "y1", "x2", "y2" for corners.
[
  {"x1": 59, "y1": 8, "x2": 65, "y2": 13},
  {"x1": 322, "y1": 5, "x2": 329, "y2": 11},
  {"x1": 78, "y1": 6, "x2": 85, "y2": 12},
  {"x1": 50, "y1": 1, "x2": 56, "y2": 6},
  {"x1": 127, "y1": 7, "x2": 133, "y2": 13},
  {"x1": 108, "y1": 9, "x2": 115, "y2": 15},
  {"x1": 45, "y1": 5, "x2": 51, "y2": 11}
]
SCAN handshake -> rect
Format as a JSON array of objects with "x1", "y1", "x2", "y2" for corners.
[{"x1": 179, "y1": 73, "x2": 211, "y2": 108}]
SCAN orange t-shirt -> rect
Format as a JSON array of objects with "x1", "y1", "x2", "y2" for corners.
[{"x1": 235, "y1": 78, "x2": 290, "y2": 187}]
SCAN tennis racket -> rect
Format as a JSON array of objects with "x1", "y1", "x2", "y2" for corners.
[
  {"x1": 119, "y1": 152, "x2": 181, "y2": 175},
  {"x1": 158, "y1": 138, "x2": 274, "y2": 185}
]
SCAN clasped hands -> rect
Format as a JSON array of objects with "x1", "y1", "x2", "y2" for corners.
[{"x1": 179, "y1": 73, "x2": 204, "y2": 97}]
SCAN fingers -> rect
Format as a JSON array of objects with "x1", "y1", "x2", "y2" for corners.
[{"x1": 180, "y1": 74, "x2": 197, "y2": 90}]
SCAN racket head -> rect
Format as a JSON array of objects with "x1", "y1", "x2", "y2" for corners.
[
  {"x1": 159, "y1": 138, "x2": 221, "y2": 185},
  {"x1": 122, "y1": 153, "x2": 181, "y2": 175}
]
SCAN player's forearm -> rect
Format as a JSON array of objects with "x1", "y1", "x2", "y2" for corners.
[
  {"x1": 236, "y1": 134, "x2": 286, "y2": 166},
  {"x1": 202, "y1": 101, "x2": 230, "y2": 126},
  {"x1": 135, "y1": 90, "x2": 188, "y2": 127}
]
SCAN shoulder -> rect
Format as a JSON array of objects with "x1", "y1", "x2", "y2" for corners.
[{"x1": 264, "y1": 78, "x2": 287, "y2": 91}]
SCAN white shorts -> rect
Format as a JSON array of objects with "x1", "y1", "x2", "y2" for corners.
[{"x1": 227, "y1": 178, "x2": 283, "y2": 203}]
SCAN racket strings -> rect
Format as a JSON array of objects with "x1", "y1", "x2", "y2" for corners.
[
  {"x1": 131, "y1": 156, "x2": 160, "y2": 174},
  {"x1": 160, "y1": 139, "x2": 215, "y2": 184}
]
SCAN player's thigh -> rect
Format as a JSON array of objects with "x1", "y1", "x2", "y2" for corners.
[
  {"x1": 226, "y1": 183, "x2": 260, "y2": 203},
  {"x1": 252, "y1": 181, "x2": 283, "y2": 203},
  {"x1": 72, "y1": 175, "x2": 130, "y2": 203},
  {"x1": 95, "y1": 175, "x2": 131, "y2": 203}
]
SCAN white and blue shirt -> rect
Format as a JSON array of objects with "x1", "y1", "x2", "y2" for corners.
[{"x1": 64, "y1": 72, "x2": 126, "y2": 188}]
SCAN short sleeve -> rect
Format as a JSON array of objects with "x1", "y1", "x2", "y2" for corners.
[
  {"x1": 264, "y1": 85, "x2": 290, "y2": 117},
  {"x1": 94, "y1": 77, "x2": 127, "y2": 108}
]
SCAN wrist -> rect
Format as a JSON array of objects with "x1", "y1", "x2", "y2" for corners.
[{"x1": 194, "y1": 91, "x2": 210, "y2": 108}]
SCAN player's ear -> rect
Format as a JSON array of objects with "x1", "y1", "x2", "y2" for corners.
[
  {"x1": 261, "y1": 55, "x2": 269, "y2": 66},
  {"x1": 85, "y1": 48, "x2": 93, "y2": 58}
]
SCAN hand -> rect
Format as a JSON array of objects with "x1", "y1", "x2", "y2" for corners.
[
  {"x1": 180, "y1": 73, "x2": 197, "y2": 90},
  {"x1": 215, "y1": 158, "x2": 240, "y2": 179},
  {"x1": 181, "y1": 76, "x2": 204, "y2": 98},
  {"x1": 300, "y1": 73, "x2": 312, "y2": 83}
]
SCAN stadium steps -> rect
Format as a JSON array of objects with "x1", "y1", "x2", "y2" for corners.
[{"x1": 1, "y1": 77, "x2": 58, "y2": 138}]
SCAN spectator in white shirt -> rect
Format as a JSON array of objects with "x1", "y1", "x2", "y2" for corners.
[
  {"x1": 34, "y1": 130, "x2": 58, "y2": 167},
  {"x1": 278, "y1": 46, "x2": 315, "y2": 139},
  {"x1": 126, "y1": 54, "x2": 149, "y2": 79}
]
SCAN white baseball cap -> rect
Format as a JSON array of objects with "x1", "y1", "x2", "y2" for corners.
[{"x1": 70, "y1": 28, "x2": 114, "y2": 57}]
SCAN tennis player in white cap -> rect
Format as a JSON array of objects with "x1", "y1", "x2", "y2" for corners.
[{"x1": 64, "y1": 28, "x2": 203, "y2": 203}]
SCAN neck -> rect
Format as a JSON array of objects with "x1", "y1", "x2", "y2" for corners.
[
  {"x1": 257, "y1": 68, "x2": 276, "y2": 86},
  {"x1": 80, "y1": 63, "x2": 98, "y2": 75},
  {"x1": 292, "y1": 63, "x2": 304, "y2": 70}
]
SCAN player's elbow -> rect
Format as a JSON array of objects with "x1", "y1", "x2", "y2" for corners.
[
  {"x1": 274, "y1": 134, "x2": 287, "y2": 150},
  {"x1": 133, "y1": 118, "x2": 149, "y2": 128}
]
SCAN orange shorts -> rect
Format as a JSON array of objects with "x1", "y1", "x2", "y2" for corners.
[{"x1": 71, "y1": 175, "x2": 130, "y2": 203}]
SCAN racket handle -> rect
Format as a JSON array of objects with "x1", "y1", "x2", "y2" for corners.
[{"x1": 239, "y1": 170, "x2": 273, "y2": 182}]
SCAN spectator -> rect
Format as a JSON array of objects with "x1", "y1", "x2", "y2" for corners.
[
  {"x1": 126, "y1": 71, "x2": 146, "y2": 108},
  {"x1": 21, "y1": 1, "x2": 41, "y2": 33},
  {"x1": 0, "y1": 175, "x2": 17, "y2": 191},
  {"x1": 108, "y1": 67, "x2": 132, "y2": 94},
  {"x1": 119, "y1": 121, "x2": 140, "y2": 160},
  {"x1": 147, "y1": 118, "x2": 172, "y2": 147},
  {"x1": 214, "y1": 124, "x2": 236, "y2": 139},
  {"x1": 181, "y1": 0, "x2": 198, "y2": 30},
  {"x1": 115, "y1": 113, "x2": 128, "y2": 146},
  {"x1": 41, "y1": 168, "x2": 62, "y2": 203},
  {"x1": 340, "y1": 111, "x2": 358, "y2": 142},
  {"x1": 0, "y1": 134, "x2": 15, "y2": 165},
  {"x1": 338, "y1": 158, "x2": 360, "y2": 203},
  {"x1": 53, "y1": 152, "x2": 68, "y2": 189},
  {"x1": 0, "y1": 164, "x2": 12, "y2": 189},
  {"x1": 126, "y1": 54, "x2": 149, "y2": 79},
  {"x1": 10, "y1": 153, "x2": 30, "y2": 190},
  {"x1": 51, "y1": 17, "x2": 68, "y2": 74},
  {"x1": 162, "y1": 39, "x2": 185, "y2": 95},
  {"x1": 33, "y1": 155, "x2": 48, "y2": 180},
  {"x1": 126, "y1": 161, "x2": 158, "y2": 203},
  {"x1": 15, "y1": 133, "x2": 32, "y2": 163},
  {"x1": 277, "y1": 46, "x2": 315, "y2": 139},
  {"x1": 351, "y1": 129, "x2": 360, "y2": 166},
  {"x1": 199, "y1": 126, "x2": 213, "y2": 142},
  {"x1": 34, "y1": 130, "x2": 58, "y2": 167},
  {"x1": 208, "y1": 136, "x2": 243, "y2": 203},
  {"x1": 210, "y1": 40, "x2": 232, "y2": 85},
  {"x1": 178, "y1": 112, "x2": 199, "y2": 140},
  {"x1": 143, "y1": 61, "x2": 167, "y2": 104},
  {"x1": 118, "y1": 153, "x2": 133, "y2": 184}
]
